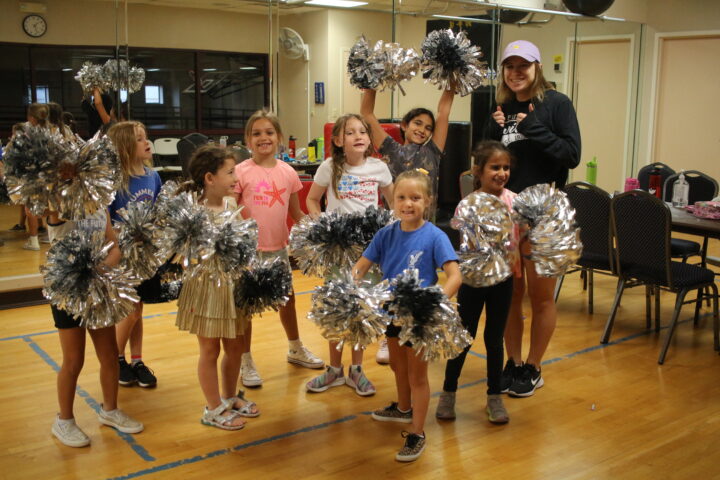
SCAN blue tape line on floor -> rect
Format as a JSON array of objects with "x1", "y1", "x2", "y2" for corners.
[
  {"x1": 23, "y1": 337, "x2": 156, "y2": 462},
  {"x1": 107, "y1": 415, "x2": 356, "y2": 480}
]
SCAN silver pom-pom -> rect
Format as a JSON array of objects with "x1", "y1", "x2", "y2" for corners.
[
  {"x1": 200, "y1": 208, "x2": 258, "y2": 280},
  {"x1": 388, "y1": 267, "x2": 473, "y2": 362},
  {"x1": 41, "y1": 226, "x2": 140, "y2": 329},
  {"x1": 152, "y1": 179, "x2": 180, "y2": 226},
  {"x1": 290, "y1": 206, "x2": 394, "y2": 277},
  {"x1": 127, "y1": 67, "x2": 146, "y2": 94},
  {"x1": 452, "y1": 192, "x2": 514, "y2": 287},
  {"x1": 116, "y1": 200, "x2": 162, "y2": 281},
  {"x1": 56, "y1": 135, "x2": 121, "y2": 220},
  {"x1": 75, "y1": 62, "x2": 107, "y2": 95},
  {"x1": 421, "y1": 29, "x2": 495, "y2": 96},
  {"x1": 347, "y1": 36, "x2": 380, "y2": 90},
  {"x1": 103, "y1": 59, "x2": 129, "y2": 91},
  {"x1": 155, "y1": 191, "x2": 215, "y2": 268},
  {"x1": 513, "y1": 184, "x2": 583, "y2": 277},
  {"x1": 3, "y1": 126, "x2": 74, "y2": 215},
  {"x1": 375, "y1": 42, "x2": 420, "y2": 95},
  {"x1": 308, "y1": 270, "x2": 392, "y2": 351},
  {"x1": 234, "y1": 257, "x2": 292, "y2": 317}
]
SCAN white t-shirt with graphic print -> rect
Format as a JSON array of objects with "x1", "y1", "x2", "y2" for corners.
[{"x1": 313, "y1": 157, "x2": 392, "y2": 214}]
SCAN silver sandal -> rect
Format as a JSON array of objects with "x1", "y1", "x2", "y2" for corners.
[
  {"x1": 201, "y1": 403, "x2": 245, "y2": 430},
  {"x1": 223, "y1": 390, "x2": 260, "y2": 418}
]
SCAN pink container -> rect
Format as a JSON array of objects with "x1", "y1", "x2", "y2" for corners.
[{"x1": 624, "y1": 177, "x2": 640, "y2": 192}]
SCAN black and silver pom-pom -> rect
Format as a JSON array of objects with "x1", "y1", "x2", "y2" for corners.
[
  {"x1": 41, "y1": 226, "x2": 141, "y2": 329},
  {"x1": 116, "y1": 199, "x2": 162, "y2": 281},
  {"x1": 308, "y1": 270, "x2": 392, "y2": 350},
  {"x1": 452, "y1": 192, "x2": 514, "y2": 287},
  {"x1": 234, "y1": 257, "x2": 292, "y2": 317},
  {"x1": 103, "y1": 59, "x2": 130, "y2": 91},
  {"x1": 348, "y1": 36, "x2": 381, "y2": 90},
  {"x1": 56, "y1": 135, "x2": 121, "y2": 220},
  {"x1": 155, "y1": 191, "x2": 215, "y2": 268},
  {"x1": 513, "y1": 184, "x2": 583, "y2": 276},
  {"x1": 388, "y1": 268, "x2": 472, "y2": 362},
  {"x1": 207, "y1": 209, "x2": 258, "y2": 276},
  {"x1": 421, "y1": 29, "x2": 495, "y2": 96},
  {"x1": 75, "y1": 62, "x2": 107, "y2": 95}
]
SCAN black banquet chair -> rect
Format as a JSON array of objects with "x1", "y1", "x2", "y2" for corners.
[
  {"x1": 601, "y1": 190, "x2": 718, "y2": 364},
  {"x1": 662, "y1": 170, "x2": 718, "y2": 205},
  {"x1": 637, "y1": 161, "x2": 675, "y2": 192},
  {"x1": 177, "y1": 133, "x2": 209, "y2": 178},
  {"x1": 555, "y1": 182, "x2": 614, "y2": 313}
]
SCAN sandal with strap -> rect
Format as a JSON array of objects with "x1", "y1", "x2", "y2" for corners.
[
  {"x1": 201, "y1": 403, "x2": 245, "y2": 430},
  {"x1": 223, "y1": 390, "x2": 260, "y2": 418}
]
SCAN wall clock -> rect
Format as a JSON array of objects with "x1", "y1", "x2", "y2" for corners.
[{"x1": 23, "y1": 14, "x2": 47, "y2": 38}]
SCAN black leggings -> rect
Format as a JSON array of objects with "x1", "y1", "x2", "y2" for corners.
[{"x1": 442, "y1": 277, "x2": 513, "y2": 395}]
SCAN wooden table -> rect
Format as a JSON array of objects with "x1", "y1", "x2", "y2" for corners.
[{"x1": 669, "y1": 203, "x2": 720, "y2": 266}]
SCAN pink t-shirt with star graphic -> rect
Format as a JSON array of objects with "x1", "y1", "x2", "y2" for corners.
[{"x1": 234, "y1": 159, "x2": 303, "y2": 251}]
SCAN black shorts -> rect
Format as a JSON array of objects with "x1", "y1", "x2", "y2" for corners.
[
  {"x1": 52, "y1": 305, "x2": 82, "y2": 329},
  {"x1": 136, "y1": 272, "x2": 163, "y2": 304}
]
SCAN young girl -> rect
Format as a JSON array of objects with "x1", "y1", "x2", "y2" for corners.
[
  {"x1": 107, "y1": 121, "x2": 162, "y2": 389},
  {"x1": 488, "y1": 40, "x2": 581, "y2": 397},
  {"x1": 234, "y1": 109, "x2": 323, "y2": 387},
  {"x1": 304, "y1": 113, "x2": 393, "y2": 396},
  {"x1": 22, "y1": 103, "x2": 50, "y2": 251},
  {"x1": 361, "y1": 86, "x2": 455, "y2": 364},
  {"x1": 175, "y1": 145, "x2": 259, "y2": 430},
  {"x1": 47, "y1": 210, "x2": 143, "y2": 447},
  {"x1": 436, "y1": 141, "x2": 517, "y2": 424},
  {"x1": 47, "y1": 102, "x2": 75, "y2": 141},
  {"x1": 353, "y1": 170, "x2": 461, "y2": 462}
]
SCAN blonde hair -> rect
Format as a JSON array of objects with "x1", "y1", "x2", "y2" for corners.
[
  {"x1": 329, "y1": 113, "x2": 374, "y2": 197},
  {"x1": 107, "y1": 121, "x2": 152, "y2": 191},
  {"x1": 495, "y1": 62, "x2": 554, "y2": 105},
  {"x1": 244, "y1": 109, "x2": 283, "y2": 146},
  {"x1": 395, "y1": 169, "x2": 432, "y2": 199},
  {"x1": 27, "y1": 103, "x2": 49, "y2": 128}
]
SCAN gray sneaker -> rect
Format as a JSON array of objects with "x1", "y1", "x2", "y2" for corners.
[
  {"x1": 51, "y1": 415, "x2": 90, "y2": 447},
  {"x1": 371, "y1": 402, "x2": 412, "y2": 423},
  {"x1": 396, "y1": 431, "x2": 426, "y2": 462},
  {"x1": 435, "y1": 391, "x2": 456, "y2": 420},
  {"x1": 486, "y1": 394, "x2": 509, "y2": 424},
  {"x1": 98, "y1": 407, "x2": 144, "y2": 434}
]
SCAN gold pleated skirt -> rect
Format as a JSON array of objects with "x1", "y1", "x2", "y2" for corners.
[{"x1": 175, "y1": 270, "x2": 249, "y2": 338}]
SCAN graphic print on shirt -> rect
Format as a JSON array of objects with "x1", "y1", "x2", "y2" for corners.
[
  {"x1": 128, "y1": 187, "x2": 156, "y2": 204},
  {"x1": 408, "y1": 250, "x2": 424, "y2": 269},
  {"x1": 337, "y1": 174, "x2": 381, "y2": 203},
  {"x1": 500, "y1": 114, "x2": 527, "y2": 146},
  {"x1": 252, "y1": 180, "x2": 286, "y2": 207}
]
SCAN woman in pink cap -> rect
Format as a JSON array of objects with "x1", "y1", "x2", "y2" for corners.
[{"x1": 488, "y1": 40, "x2": 581, "y2": 398}]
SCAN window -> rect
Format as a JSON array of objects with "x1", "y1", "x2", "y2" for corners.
[{"x1": 144, "y1": 85, "x2": 163, "y2": 104}]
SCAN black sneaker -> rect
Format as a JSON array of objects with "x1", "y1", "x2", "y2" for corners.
[
  {"x1": 500, "y1": 359, "x2": 521, "y2": 393},
  {"x1": 396, "y1": 431, "x2": 426, "y2": 462},
  {"x1": 9, "y1": 224, "x2": 25, "y2": 232},
  {"x1": 132, "y1": 361, "x2": 157, "y2": 388},
  {"x1": 38, "y1": 226, "x2": 47, "y2": 234},
  {"x1": 508, "y1": 363, "x2": 543, "y2": 397},
  {"x1": 119, "y1": 359, "x2": 136, "y2": 386}
]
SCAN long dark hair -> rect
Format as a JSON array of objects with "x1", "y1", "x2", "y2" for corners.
[
  {"x1": 176, "y1": 144, "x2": 234, "y2": 195},
  {"x1": 471, "y1": 140, "x2": 513, "y2": 190}
]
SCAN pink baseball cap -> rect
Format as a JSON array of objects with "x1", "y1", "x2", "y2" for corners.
[{"x1": 500, "y1": 40, "x2": 541, "y2": 64}]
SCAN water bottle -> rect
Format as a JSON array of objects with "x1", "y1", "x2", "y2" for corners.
[
  {"x1": 586, "y1": 156, "x2": 597, "y2": 185},
  {"x1": 671, "y1": 171, "x2": 689, "y2": 208},
  {"x1": 648, "y1": 167, "x2": 662, "y2": 199},
  {"x1": 624, "y1": 177, "x2": 640, "y2": 192},
  {"x1": 288, "y1": 136, "x2": 296, "y2": 158},
  {"x1": 219, "y1": 136, "x2": 228, "y2": 147},
  {"x1": 316, "y1": 137, "x2": 325, "y2": 162}
]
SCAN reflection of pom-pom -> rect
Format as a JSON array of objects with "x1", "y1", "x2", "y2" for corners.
[
  {"x1": 56, "y1": 135, "x2": 121, "y2": 220},
  {"x1": 75, "y1": 62, "x2": 107, "y2": 95},
  {"x1": 513, "y1": 184, "x2": 583, "y2": 276},
  {"x1": 452, "y1": 192, "x2": 514, "y2": 287},
  {"x1": 116, "y1": 200, "x2": 162, "y2": 280},
  {"x1": 234, "y1": 257, "x2": 292, "y2": 317},
  {"x1": 421, "y1": 29, "x2": 495, "y2": 96},
  {"x1": 290, "y1": 206, "x2": 394, "y2": 277},
  {"x1": 308, "y1": 270, "x2": 392, "y2": 350},
  {"x1": 3, "y1": 126, "x2": 74, "y2": 215},
  {"x1": 41, "y1": 226, "x2": 141, "y2": 329},
  {"x1": 388, "y1": 268, "x2": 472, "y2": 362},
  {"x1": 103, "y1": 59, "x2": 129, "y2": 91},
  {"x1": 156, "y1": 192, "x2": 215, "y2": 268},
  {"x1": 127, "y1": 67, "x2": 146, "y2": 94}
]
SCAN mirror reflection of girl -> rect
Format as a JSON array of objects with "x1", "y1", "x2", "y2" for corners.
[
  {"x1": 436, "y1": 141, "x2": 518, "y2": 424},
  {"x1": 175, "y1": 145, "x2": 259, "y2": 430},
  {"x1": 107, "y1": 121, "x2": 162, "y2": 389},
  {"x1": 360, "y1": 86, "x2": 455, "y2": 364},
  {"x1": 304, "y1": 113, "x2": 393, "y2": 397},
  {"x1": 353, "y1": 170, "x2": 461, "y2": 462},
  {"x1": 234, "y1": 110, "x2": 324, "y2": 389},
  {"x1": 487, "y1": 40, "x2": 580, "y2": 398},
  {"x1": 8, "y1": 123, "x2": 28, "y2": 233},
  {"x1": 22, "y1": 103, "x2": 50, "y2": 251}
]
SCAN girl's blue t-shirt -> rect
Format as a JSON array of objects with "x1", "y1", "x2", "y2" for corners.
[
  {"x1": 362, "y1": 220, "x2": 458, "y2": 287},
  {"x1": 108, "y1": 166, "x2": 162, "y2": 223}
]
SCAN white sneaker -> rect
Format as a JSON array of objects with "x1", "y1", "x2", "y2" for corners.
[
  {"x1": 98, "y1": 407, "x2": 144, "y2": 434},
  {"x1": 241, "y1": 352, "x2": 263, "y2": 387},
  {"x1": 23, "y1": 238, "x2": 40, "y2": 251},
  {"x1": 376, "y1": 338, "x2": 390, "y2": 364},
  {"x1": 287, "y1": 345, "x2": 324, "y2": 369},
  {"x1": 51, "y1": 415, "x2": 90, "y2": 447}
]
